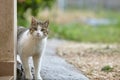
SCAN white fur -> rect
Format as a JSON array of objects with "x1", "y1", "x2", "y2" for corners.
[{"x1": 18, "y1": 30, "x2": 47, "y2": 80}]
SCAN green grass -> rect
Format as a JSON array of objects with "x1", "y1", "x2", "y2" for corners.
[
  {"x1": 101, "y1": 65, "x2": 113, "y2": 72},
  {"x1": 48, "y1": 10, "x2": 120, "y2": 43},
  {"x1": 49, "y1": 22, "x2": 120, "y2": 43}
]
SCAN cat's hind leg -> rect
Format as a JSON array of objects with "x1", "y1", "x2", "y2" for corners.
[{"x1": 33, "y1": 54, "x2": 42, "y2": 80}]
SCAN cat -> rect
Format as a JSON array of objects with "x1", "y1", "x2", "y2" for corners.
[{"x1": 17, "y1": 17, "x2": 49, "y2": 80}]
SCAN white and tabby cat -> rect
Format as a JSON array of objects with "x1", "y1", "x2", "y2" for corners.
[{"x1": 17, "y1": 17, "x2": 49, "y2": 80}]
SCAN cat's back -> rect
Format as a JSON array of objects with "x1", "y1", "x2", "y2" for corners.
[{"x1": 17, "y1": 26, "x2": 28, "y2": 41}]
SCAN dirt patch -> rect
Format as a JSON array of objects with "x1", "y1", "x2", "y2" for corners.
[{"x1": 57, "y1": 42, "x2": 120, "y2": 80}]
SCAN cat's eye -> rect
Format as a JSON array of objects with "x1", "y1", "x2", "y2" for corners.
[
  {"x1": 41, "y1": 29, "x2": 45, "y2": 31},
  {"x1": 33, "y1": 27, "x2": 37, "y2": 30},
  {"x1": 37, "y1": 22, "x2": 40, "y2": 25}
]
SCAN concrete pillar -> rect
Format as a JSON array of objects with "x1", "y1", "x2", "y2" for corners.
[{"x1": 0, "y1": 0, "x2": 15, "y2": 79}]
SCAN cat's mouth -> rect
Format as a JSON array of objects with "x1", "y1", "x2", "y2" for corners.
[
  {"x1": 35, "y1": 35, "x2": 41, "y2": 38},
  {"x1": 34, "y1": 34, "x2": 43, "y2": 39}
]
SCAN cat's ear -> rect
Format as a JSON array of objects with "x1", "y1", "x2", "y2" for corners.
[
  {"x1": 31, "y1": 16, "x2": 37, "y2": 25},
  {"x1": 44, "y1": 20, "x2": 49, "y2": 28}
]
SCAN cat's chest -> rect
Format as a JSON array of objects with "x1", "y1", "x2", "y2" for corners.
[
  {"x1": 26, "y1": 40, "x2": 45, "y2": 52},
  {"x1": 26, "y1": 40, "x2": 41, "y2": 51},
  {"x1": 19, "y1": 37, "x2": 46, "y2": 56}
]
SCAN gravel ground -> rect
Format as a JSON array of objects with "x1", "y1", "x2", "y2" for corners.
[
  {"x1": 17, "y1": 39, "x2": 89, "y2": 80},
  {"x1": 57, "y1": 42, "x2": 120, "y2": 80}
]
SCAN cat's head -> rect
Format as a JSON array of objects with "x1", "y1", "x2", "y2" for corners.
[{"x1": 29, "y1": 17, "x2": 49, "y2": 39}]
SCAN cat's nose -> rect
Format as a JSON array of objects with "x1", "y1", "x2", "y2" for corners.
[{"x1": 37, "y1": 33, "x2": 40, "y2": 36}]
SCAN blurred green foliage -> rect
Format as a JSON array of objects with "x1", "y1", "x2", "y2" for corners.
[
  {"x1": 17, "y1": 0, "x2": 56, "y2": 26},
  {"x1": 48, "y1": 11, "x2": 120, "y2": 43},
  {"x1": 17, "y1": 1, "x2": 120, "y2": 43},
  {"x1": 49, "y1": 22, "x2": 120, "y2": 43}
]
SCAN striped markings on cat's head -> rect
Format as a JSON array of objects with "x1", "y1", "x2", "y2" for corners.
[{"x1": 29, "y1": 17, "x2": 49, "y2": 39}]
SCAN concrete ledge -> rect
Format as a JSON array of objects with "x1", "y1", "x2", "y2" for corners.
[
  {"x1": 0, "y1": 62, "x2": 14, "y2": 76},
  {"x1": 0, "y1": 76, "x2": 13, "y2": 80}
]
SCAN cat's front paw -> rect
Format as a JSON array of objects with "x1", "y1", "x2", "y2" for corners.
[
  {"x1": 39, "y1": 77, "x2": 43, "y2": 80},
  {"x1": 35, "y1": 75, "x2": 43, "y2": 80},
  {"x1": 25, "y1": 73, "x2": 33, "y2": 80}
]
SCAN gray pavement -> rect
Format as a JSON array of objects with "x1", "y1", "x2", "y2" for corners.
[{"x1": 41, "y1": 39, "x2": 89, "y2": 80}]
